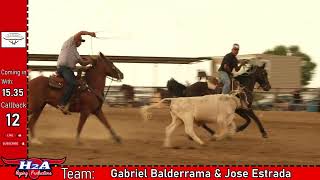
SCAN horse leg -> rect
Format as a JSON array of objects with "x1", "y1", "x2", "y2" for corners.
[
  {"x1": 247, "y1": 109, "x2": 268, "y2": 138},
  {"x1": 29, "y1": 104, "x2": 45, "y2": 144},
  {"x1": 76, "y1": 110, "x2": 90, "y2": 145},
  {"x1": 235, "y1": 109, "x2": 252, "y2": 132},
  {"x1": 164, "y1": 111, "x2": 182, "y2": 147},
  {"x1": 94, "y1": 109, "x2": 121, "y2": 143}
]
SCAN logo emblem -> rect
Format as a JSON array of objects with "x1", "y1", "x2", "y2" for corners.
[
  {"x1": 1, "y1": 157, "x2": 66, "y2": 179},
  {"x1": 1, "y1": 32, "x2": 26, "y2": 48}
]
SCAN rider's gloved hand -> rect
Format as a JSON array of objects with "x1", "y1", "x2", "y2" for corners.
[{"x1": 90, "y1": 32, "x2": 96, "y2": 37}]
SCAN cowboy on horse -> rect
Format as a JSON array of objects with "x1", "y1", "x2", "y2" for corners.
[
  {"x1": 56, "y1": 31, "x2": 96, "y2": 114},
  {"x1": 166, "y1": 43, "x2": 271, "y2": 138},
  {"x1": 218, "y1": 43, "x2": 247, "y2": 94},
  {"x1": 29, "y1": 50, "x2": 124, "y2": 145}
]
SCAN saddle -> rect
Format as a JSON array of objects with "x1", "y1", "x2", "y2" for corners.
[
  {"x1": 49, "y1": 72, "x2": 89, "y2": 113},
  {"x1": 48, "y1": 72, "x2": 87, "y2": 91},
  {"x1": 48, "y1": 73, "x2": 64, "y2": 88}
]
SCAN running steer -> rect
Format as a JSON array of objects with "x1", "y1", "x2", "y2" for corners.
[{"x1": 141, "y1": 91, "x2": 248, "y2": 147}]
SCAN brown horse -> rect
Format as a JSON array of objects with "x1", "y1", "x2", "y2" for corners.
[{"x1": 28, "y1": 52, "x2": 124, "y2": 144}]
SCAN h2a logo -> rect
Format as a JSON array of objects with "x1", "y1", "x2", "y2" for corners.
[
  {"x1": 18, "y1": 160, "x2": 51, "y2": 170},
  {"x1": 1, "y1": 157, "x2": 66, "y2": 179}
]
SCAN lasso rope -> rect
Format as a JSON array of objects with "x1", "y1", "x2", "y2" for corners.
[{"x1": 89, "y1": 34, "x2": 112, "y2": 101}]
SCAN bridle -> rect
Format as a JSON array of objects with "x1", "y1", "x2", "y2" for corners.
[
  {"x1": 104, "y1": 71, "x2": 122, "y2": 100},
  {"x1": 256, "y1": 71, "x2": 270, "y2": 90},
  {"x1": 88, "y1": 36, "x2": 123, "y2": 101},
  {"x1": 258, "y1": 83, "x2": 270, "y2": 90},
  {"x1": 86, "y1": 58, "x2": 122, "y2": 102}
]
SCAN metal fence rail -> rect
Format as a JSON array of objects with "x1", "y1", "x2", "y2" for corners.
[
  {"x1": 103, "y1": 86, "x2": 320, "y2": 112},
  {"x1": 27, "y1": 65, "x2": 319, "y2": 111}
]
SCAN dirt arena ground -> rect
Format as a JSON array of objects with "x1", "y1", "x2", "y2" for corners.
[{"x1": 29, "y1": 105, "x2": 320, "y2": 165}]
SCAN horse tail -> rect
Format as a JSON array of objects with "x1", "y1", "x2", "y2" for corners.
[
  {"x1": 140, "y1": 98, "x2": 172, "y2": 122},
  {"x1": 167, "y1": 78, "x2": 186, "y2": 97}
]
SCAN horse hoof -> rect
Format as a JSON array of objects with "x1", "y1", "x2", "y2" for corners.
[
  {"x1": 262, "y1": 133, "x2": 268, "y2": 138},
  {"x1": 114, "y1": 136, "x2": 122, "y2": 144},
  {"x1": 30, "y1": 138, "x2": 43, "y2": 145}
]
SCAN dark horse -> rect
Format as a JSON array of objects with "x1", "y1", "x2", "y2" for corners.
[
  {"x1": 167, "y1": 78, "x2": 222, "y2": 97},
  {"x1": 28, "y1": 52, "x2": 124, "y2": 144},
  {"x1": 167, "y1": 63, "x2": 271, "y2": 138}
]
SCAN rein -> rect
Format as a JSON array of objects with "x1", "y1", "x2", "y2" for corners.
[
  {"x1": 103, "y1": 79, "x2": 113, "y2": 102},
  {"x1": 84, "y1": 65, "x2": 119, "y2": 103}
]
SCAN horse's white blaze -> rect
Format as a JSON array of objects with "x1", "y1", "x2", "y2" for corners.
[{"x1": 141, "y1": 94, "x2": 243, "y2": 147}]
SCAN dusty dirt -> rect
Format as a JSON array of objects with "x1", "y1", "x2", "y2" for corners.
[{"x1": 29, "y1": 105, "x2": 320, "y2": 165}]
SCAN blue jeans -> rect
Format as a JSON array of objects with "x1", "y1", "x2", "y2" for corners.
[
  {"x1": 57, "y1": 66, "x2": 76, "y2": 105},
  {"x1": 218, "y1": 71, "x2": 231, "y2": 94}
]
